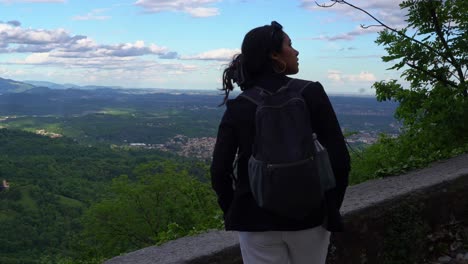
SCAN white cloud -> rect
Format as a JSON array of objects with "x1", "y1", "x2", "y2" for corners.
[
  {"x1": 185, "y1": 7, "x2": 219, "y2": 17},
  {"x1": 181, "y1": 48, "x2": 240, "y2": 61},
  {"x1": 0, "y1": 22, "x2": 178, "y2": 59},
  {"x1": 135, "y1": 0, "x2": 220, "y2": 17},
  {"x1": 22, "y1": 53, "x2": 50, "y2": 64},
  {"x1": 65, "y1": 37, "x2": 97, "y2": 52},
  {"x1": 0, "y1": 23, "x2": 74, "y2": 45},
  {"x1": 72, "y1": 9, "x2": 111, "y2": 21},
  {"x1": 0, "y1": 67, "x2": 25, "y2": 77},
  {"x1": 11, "y1": 52, "x2": 198, "y2": 78},
  {"x1": 327, "y1": 70, "x2": 343, "y2": 82},
  {"x1": 309, "y1": 25, "x2": 382, "y2": 41},
  {"x1": 4, "y1": 61, "x2": 200, "y2": 88},
  {"x1": 0, "y1": 21, "x2": 220, "y2": 88},
  {"x1": 349, "y1": 71, "x2": 377, "y2": 82},
  {"x1": 327, "y1": 70, "x2": 377, "y2": 82},
  {"x1": 96, "y1": 41, "x2": 171, "y2": 57}
]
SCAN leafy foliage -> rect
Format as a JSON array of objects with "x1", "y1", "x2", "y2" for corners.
[
  {"x1": 79, "y1": 161, "x2": 221, "y2": 260},
  {"x1": 374, "y1": 0, "x2": 467, "y2": 141},
  {"x1": 349, "y1": 133, "x2": 468, "y2": 184},
  {"x1": 0, "y1": 128, "x2": 219, "y2": 264}
]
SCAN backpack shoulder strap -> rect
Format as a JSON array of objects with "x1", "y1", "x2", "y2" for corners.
[
  {"x1": 238, "y1": 86, "x2": 269, "y2": 106},
  {"x1": 280, "y1": 78, "x2": 313, "y2": 95}
]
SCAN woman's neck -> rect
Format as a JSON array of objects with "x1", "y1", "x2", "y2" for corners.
[{"x1": 253, "y1": 72, "x2": 290, "y2": 92}]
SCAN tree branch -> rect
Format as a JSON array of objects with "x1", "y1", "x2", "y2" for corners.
[
  {"x1": 405, "y1": 62, "x2": 458, "y2": 89},
  {"x1": 429, "y1": 6, "x2": 466, "y2": 89},
  {"x1": 314, "y1": 0, "x2": 337, "y2": 8},
  {"x1": 316, "y1": 0, "x2": 467, "y2": 97},
  {"x1": 360, "y1": 24, "x2": 383, "y2": 29},
  {"x1": 316, "y1": 0, "x2": 456, "y2": 78}
]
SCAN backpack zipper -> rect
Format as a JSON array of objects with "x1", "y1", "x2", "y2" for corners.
[{"x1": 267, "y1": 156, "x2": 314, "y2": 169}]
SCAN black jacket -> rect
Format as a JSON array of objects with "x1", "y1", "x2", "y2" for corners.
[{"x1": 211, "y1": 73, "x2": 350, "y2": 232}]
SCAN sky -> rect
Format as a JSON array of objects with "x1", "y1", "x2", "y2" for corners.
[{"x1": 0, "y1": 0, "x2": 408, "y2": 95}]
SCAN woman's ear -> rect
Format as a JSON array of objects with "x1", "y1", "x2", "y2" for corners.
[{"x1": 270, "y1": 52, "x2": 280, "y2": 61}]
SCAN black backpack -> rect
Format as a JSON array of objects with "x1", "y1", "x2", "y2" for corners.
[{"x1": 239, "y1": 78, "x2": 334, "y2": 220}]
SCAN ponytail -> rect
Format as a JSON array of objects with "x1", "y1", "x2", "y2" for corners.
[{"x1": 220, "y1": 54, "x2": 246, "y2": 105}]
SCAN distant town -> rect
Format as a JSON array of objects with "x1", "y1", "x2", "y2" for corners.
[
  {"x1": 126, "y1": 130, "x2": 399, "y2": 160},
  {"x1": 128, "y1": 135, "x2": 216, "y2": 160}
]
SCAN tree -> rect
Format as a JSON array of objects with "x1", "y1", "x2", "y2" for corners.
[
  {"x1": 80, "y1": 160, "x2": 221, "y2": 260},
  {"x1": 322, "y1": 0, "x2": 467, "y2": 137},
  {"x1": 327, "y1": 1, "x2": 465, "y2": 143}
]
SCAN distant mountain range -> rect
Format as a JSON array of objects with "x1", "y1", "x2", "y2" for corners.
[
  {"x1": 0, "y1": 77, "x2": 219, "y2": 95},
  {"x1": 23, "y1": 80, "x2": 129, "y2": 90},
  {"x1": 0, "y1": 76, "x2": 398, "y2": 117},
  {"x1": 0, "y1": 77, "x2": 36, "y2": 93},
  {"x1": 1, "y1": 77, "x2": 380, "y2": 98},
  {"x1": 0, "y1": 77, "x2": 103, "y2": 93},
  {"x1": 0, "y1": 76, "x2": 224, "y2": 116}
]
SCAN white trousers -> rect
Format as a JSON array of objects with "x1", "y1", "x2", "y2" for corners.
[{"x1": 238, "y1": 226, "x2": 331, "y2": 264}]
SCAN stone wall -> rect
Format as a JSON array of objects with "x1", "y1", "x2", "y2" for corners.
[{"x1": 104, "y1": 154, "x2": 468, "y2": 264}]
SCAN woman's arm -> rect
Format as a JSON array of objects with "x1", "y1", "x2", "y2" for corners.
[
  {"x1": 305, "y1": 82, "x2": 351, "y2": 209},
  {"x1": 210, "y1": 105, "x2": 239, "y2": 215}
]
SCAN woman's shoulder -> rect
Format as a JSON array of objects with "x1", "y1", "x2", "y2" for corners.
[
  {"x1": 223, "y1": 92, "x2": 257, "y2": 119},
  {"x1": 289, "y1": 78, "x2": 326, "y2": 98},
  {"x1": 290, "y1": 78, "x2": 323, "y2": 89}
]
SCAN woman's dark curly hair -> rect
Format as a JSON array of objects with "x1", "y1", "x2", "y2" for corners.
[{"x1": 220, "y1": 21, "x2": 285, "y2": 105}]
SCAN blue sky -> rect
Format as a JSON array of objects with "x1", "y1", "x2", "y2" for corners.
[{"x1": 0, "y1": 0, "x2": 407, "y2": 95}]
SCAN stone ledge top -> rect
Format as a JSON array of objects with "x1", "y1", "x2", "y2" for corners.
[
  {"x1": 104, "y1": 230, "x2": 238, "y2": 264},
  {"x1": 342, "y1": 154, "x2": 468, "y2": 215}
]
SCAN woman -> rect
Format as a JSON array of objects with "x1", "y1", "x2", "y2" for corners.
[{"x1": 210, "y1": 21, "x2": 350, "y2": 264}]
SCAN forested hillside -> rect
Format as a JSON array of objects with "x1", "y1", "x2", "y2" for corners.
[{"x1": 0, "y1": 128, "x2": 219, "y2": 263}]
